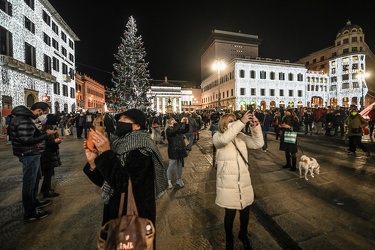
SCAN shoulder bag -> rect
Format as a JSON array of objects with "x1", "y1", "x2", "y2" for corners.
[
  {"x1": 97, "y1": 178, "x2": 155, "y2": 250},
  {"x1": 284, "y1": 130, "x2": 297, "y2": 144}
]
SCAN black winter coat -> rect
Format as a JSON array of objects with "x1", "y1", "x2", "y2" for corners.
[
  {"x1": 83, "y1": 149, "x2": 156, "y2": 226},
  {"x1": 166, "y1": 122, "x2": 189, "y2": 160},
  {"x1": 41, "y1": 136, "x2": 61, "y2": 173},
  {"x1": 9, "y1": 106, "x2": 48, "y2": 156},
  {"x1": 279, "y1": 116, "x2": 300, "y2": 153}
]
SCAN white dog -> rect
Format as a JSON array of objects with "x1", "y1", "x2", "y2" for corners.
[{"x1": 299, "y1": 155, "x2": 320, "y2": 180}]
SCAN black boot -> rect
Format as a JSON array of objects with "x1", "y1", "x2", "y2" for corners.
[
  {"x1": 238, "y1": 231, "x2": 251, "y2": 250},
  {"x1": 282, "y1": 152, "x2": 291, "y2": 168},
  {"x1": 290, "y1": 157, "x2": 297, "y2": 171},
  {"x1": 225, "y1": 234, "x2": 234, "y2": 250}
]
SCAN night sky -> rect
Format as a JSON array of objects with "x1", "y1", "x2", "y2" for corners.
[{"x1": 48, "y1": 0, "x2": 375, "y2": 87}]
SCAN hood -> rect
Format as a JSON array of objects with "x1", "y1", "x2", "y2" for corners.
[{"x1": 11, "y1": 106, "x2": 36, "y2": 119}]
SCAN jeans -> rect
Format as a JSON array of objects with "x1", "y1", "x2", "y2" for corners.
[
  {"x1": 19, "y1": 155, "x2": 42, "y2": 216},
  {"x1": 167, "y1": 159, "x2": 183, "y2": 180},
  {"x1": 262, "y1": 130, "x2": 268, "y2": 150},
  {"x1": 185, "y1": 133, "x2": 194, "y2": 150}
]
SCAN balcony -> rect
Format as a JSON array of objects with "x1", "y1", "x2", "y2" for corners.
[{"x1": 0, "y1": 54, "x2": 56, "y2": 82}]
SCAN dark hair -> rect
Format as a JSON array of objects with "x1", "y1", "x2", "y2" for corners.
[{"x1": 30, "y1": 102, "x2": 50, "y2": 111}]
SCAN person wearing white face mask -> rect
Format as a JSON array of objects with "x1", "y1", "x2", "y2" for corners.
[{"x1": 213, "y1": 111, "x2": 264, "y2": 250}]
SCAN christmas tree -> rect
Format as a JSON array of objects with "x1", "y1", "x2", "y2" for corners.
[{"x1": 106, "y1": 16, "x2": 150, "y2": 111}]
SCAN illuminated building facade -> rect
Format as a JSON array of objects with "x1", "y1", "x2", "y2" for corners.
[{"x1": 0, "y1": 0, "x2": 79, "y2": 114}]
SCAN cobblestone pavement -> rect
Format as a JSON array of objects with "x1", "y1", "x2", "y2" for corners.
[{"x1": 0, "y1": 128, "x2": 374, "y2": 250}]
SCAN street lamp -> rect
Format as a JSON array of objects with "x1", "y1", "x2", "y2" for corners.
[{"x1": 212, "y1": 59, "x2": 226, "y2": 111}]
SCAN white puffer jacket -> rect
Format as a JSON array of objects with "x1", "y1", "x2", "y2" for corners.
[{"x1": 213, "y1": 120, "x2": 264, "y2": 209}]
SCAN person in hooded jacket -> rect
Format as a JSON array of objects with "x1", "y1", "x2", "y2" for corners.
[
  {"x1": 164, "y1": 117, "x2": 189, "y2": 189},
  {"x1": 83, "y1": 108, "x2": 168, "y2": 232},
  {"x1": 9, "y1": 102, "x2": 56, "y2": 220},
  {"x1": 40, "y1": 114, "x2": 62, "y2": 198},
  {"x1": 345, "y1": 106, "x2": 370, "y2": 157},
  {"x1": 213, "y1": 111, "x2": 263, "y2": 250}
]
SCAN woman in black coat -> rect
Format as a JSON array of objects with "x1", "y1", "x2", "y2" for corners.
[
  {"x1": 165, "y1": 117, "x2": 189, "y2": 189},
  {"x1": 279, "y1": 108, "x2": 300, "y2": 171},
  {"x1": 41, "y1": 114, "x2": 62, "y2": 197}
]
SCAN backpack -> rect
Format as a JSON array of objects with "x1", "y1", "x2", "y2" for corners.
[{"x1": 98, "y1": 178, "x2": 155, "y2": 250}]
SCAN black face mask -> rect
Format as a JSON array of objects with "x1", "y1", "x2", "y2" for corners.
[{"x1": 115, "y1": 122, "x2": 133, "y2": 137}]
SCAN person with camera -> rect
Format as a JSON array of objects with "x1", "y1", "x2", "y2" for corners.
[
  {"x1": 213, "y1": 111, "x2": 263, "y2": 250},
  {"x1": 82, "y1": 108, "x2": 168, "y2": 228}
]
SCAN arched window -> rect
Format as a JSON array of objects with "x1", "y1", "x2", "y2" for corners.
[
  {"x1": 54, "y1": 101, "x2": 59, "y2": 113},
  {"x1": 26, "y1": 94, "x2": 35, "y2": 108},
  {"x1": 239, "y1": 69, "x2": 245, "y2": 78}
]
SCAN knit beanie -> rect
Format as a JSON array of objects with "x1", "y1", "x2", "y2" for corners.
[{"x1": 115, "y1": 109, "x2": 146, "y2": 129}]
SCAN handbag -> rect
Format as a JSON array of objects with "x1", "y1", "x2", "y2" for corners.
[
  {"x1": 351, "y1": 127, "x2": 361, "y2": 133},
  {"x1": 183, "y1": 135, "x2": 189, "y2": 146},
  {"x1": 97, "y1": 178, "x2": 155, "y2": 250},
  {"x1": 284, "y1": 131, "x2": 297, "y2": 144}
]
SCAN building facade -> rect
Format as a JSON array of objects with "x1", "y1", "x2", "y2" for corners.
[
  {"x1": 75, "y1": 73, "x2": 105, "y2": 113},
  {"x1": 0, "y1": 0, "x2": 79, "y2": 115},
  {"x1": 296, "y1": 20, "x2": 375, "y2": 109},
  {"x1": 201, "y1": 22, "x2": 375, "y2": 111}
]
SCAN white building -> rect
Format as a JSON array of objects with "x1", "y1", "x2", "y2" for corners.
[{"x1": 0, "y1": 0, "x2": 79, "y2": 113}]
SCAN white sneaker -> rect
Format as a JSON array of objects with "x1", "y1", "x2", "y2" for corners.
[
  {"x1": 176, "y1": 179, "x2": 184, "y2": 187},
  {"x1": 168, "y1": 180, "x2": 173, "y2": 189}
]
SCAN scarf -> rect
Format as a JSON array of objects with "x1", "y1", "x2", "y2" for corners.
[{"x1": 101, "y1": 130, "x2": 167, "y2": 204}]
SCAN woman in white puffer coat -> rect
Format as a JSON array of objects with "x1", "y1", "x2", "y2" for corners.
[{"x1": 213, "y1": 111, "x2": 264, "y2": 250}]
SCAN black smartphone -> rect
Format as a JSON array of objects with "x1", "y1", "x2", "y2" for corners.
[{"x1": 247, "y1": 105, "x2": 254, "y2": 113}]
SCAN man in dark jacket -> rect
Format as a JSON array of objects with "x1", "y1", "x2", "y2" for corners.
[{"x1": 9, "y1": 102, "x2": 56, "y2": 220}]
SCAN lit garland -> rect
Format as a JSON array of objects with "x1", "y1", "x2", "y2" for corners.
[{"x1": 0, "y1": 0, "x2": 77, "y2": 112}]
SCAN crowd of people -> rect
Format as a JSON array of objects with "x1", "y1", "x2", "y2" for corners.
[{"x1": 4, "y1": 102, "x2": 374, "y2": 249}]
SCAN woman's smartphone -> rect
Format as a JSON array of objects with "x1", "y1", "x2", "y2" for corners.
[
  {"x1": 247, "y1": 105, "x2": 254, "y2": 113},
  {"x1": 87, "y1": 130, "x2": 96, "y2": 151}
]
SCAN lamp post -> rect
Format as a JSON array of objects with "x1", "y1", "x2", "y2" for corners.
[
  {"x1": 357, "y1": 70, "x2": 369, "y2": 109},
  {"x1": 212, "y1": 59, "x2": 226, "y2": 111}
]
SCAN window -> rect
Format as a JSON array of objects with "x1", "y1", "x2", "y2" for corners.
[
  {"x1": 0, "y1": 0, "x2": 12, "y2": 16},
  {"x1": 24, "y1": 0, "x2": 34, "y2": 10},
  {"x1": 239, "y1": 70, "x2": 245, "y2": 78},
  {"x1": 24, "y1": 16, "x2": 35, "y2": 34},
  {"x1": 270, "y1": 72, "x2": 275, "y2": 80},
  {"x1": 352, "y1": 47, "x2": 358, "y2": 52},
  {"x1": 342, "y1": 75, "x2": 349, "y2": 81},
  {"x1": 53, "y1": 82, "x2": 60, "y2": 95},
  {"x1": 342, "y1": 83, "x2": 349, "y2": 89},
  {"x1": 44, "y1": 54, "x2": 51, "y2": 73},
  {"x1": 313, "y1": 59, "x2": 316, "y2": 63},
  {"x1": 231, "y1": 89, "x2": 233, "y2": 96},
  {"x1": 61, "y1": 46, "x2": 67, "y2": 56},
  {"x1": 250, "y1": 70, "x2": 256, "y2": 79},
  {"x1": 70, "y1": 87, "x2": 75, "y2": 98},
  {"x1": 332, "y1": 52, "x2": 337, "y2": 57},
  {"x1": 331, "y1": 76, "x2": 337, "y2": 83},
  {"x1": 260, "y1": 71, "x2": 266, "y2": 79},
  {"x1": 343, "y1": 38, "x2": 349, "y2": 44},
  {"x1": 52, "y1": 57, "x2": 59, "y2": 71},
  {"x1": 52, "y1": 21, "x2": 58, "y2": 34},
  {"x1": 43, "y1": 33, "x2": 51, "y2": 46},
  {"x1": 288, "y1": 90, "x2": 293, "y2": 97},
  {"x1": 298, "y1": 90, "x2": 302, "y2": 97},
  {"x1": 62, "y1": 63, "x2": 68, "y2": 74},
  {"x1": 25, "y1": 42, "x2": 36, "y2": 67},
  {"x1": 42, "y1": 10, "x2": 50, "y2": 25},
  {"x1": 63, "y1": 85, "x2": 68, "y2": 96},
  {"x1": 352, "y1": 63, "x2": 358, "y2": 70},
  {"x1": 342, "y1": 65, "x2": 349, "y2": 71},
  {"x1": 250, "y1": 88, "x2": 256, "y2": 95},
  {"x1": 331, "y1": 68, "x2": 336, "y2": 74},
  {"x1": 320, "y1": 56, "x2": 324, "y2": 61},
  {"x1": 297, "y1": 73, "x2": 303, "y2": 81},
  {"x1": 288, "y1": 73, "x2": 294, "y2": 81},
  {"x1": 270, "y1": 89, "x2": 275, "y2": 96},
  {"x1": 0, "y1": 26, "x2": 13, "y2": 56},
  {"x1": 279, "y1": 89, "x2": 284, "y2": 96},
  {"x1": 352, "y1": 82, "x2": 359, "y2": 88},
  {"x1": 61, "y1": 31, "x2": 67, "y2": 42},
  {"x1": 279, "y1": 72, "x2": 285, "y2": 80},
  {"x1": 260, "y1": 89, "x2": 265, "y2": 96},
  {"x1": 352, "y1": 37, "x2": 358, "y2": 42},
  {"x1": 240, "y1": 88, "x2": 245, "y2": 95},
  {"x1": 352, "y1": 55, "x2": 358, "y2": 61},
  {"x1": 69, "y1": 39, "x2": 74, "y2": 49},
  {"x1": 69, "y1": 53, "x2": 74, "y2": 62},
  {"x1": 343, "y1": 48, "x2": 349, "y2": 54},
  {"x1": 52, "y1": 38, "x2": 58, "y2": 50}
]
